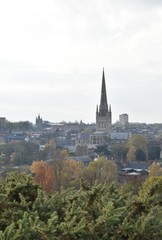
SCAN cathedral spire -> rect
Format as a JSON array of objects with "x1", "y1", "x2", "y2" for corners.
[
  {"x1": 96, "y1": 105, "x2": 98, "y2": 113},
  {"x1": 109, "y1": 104, "x2": 111, "y2": 112},
  {"x1": 96, "y1": 69, "x2": 112, "y2": 135},
  {"x1": 99, "y1": 68, "x2": 108, "y2": 115}
]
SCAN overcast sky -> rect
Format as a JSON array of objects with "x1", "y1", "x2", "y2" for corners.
[{"x1": 0, "y1": 0, "x2": 162, "y2": 124}]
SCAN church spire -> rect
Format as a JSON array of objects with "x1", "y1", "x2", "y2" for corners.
[
  {"x1": 109, "y1": 104, "x2": 111, "y2": 113},
  {"x1": 96, "y1": 105, "x2": 98, "y2": 113},
  {"x1": 96, "y1": 69, "x2": 112, "y2": 135},
  {"x1": 99, "y1": 68, "x2": 108, "y2": 116}
]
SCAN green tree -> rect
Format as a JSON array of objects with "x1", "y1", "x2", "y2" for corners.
[
  {"x1": 94, "y1": 145, "x2": 111, "y2": 156},
  {"x1": 112, "y1": 143, "x2": 127, "y2": 162},
  {"x1": 148, "y1": 145, "x2": 161, "y2": 160},
  {"x1": 0, "y1": 154, "x2": 7, "y2": 166},
  {"x1": 138, "y1": 176, "x2": 162, "y2": 207},
  {"x1": 40, "y1": 139, "x2": 56, "y2": 160},
  {"x1": 127, "y1": 134, "x2": 148, "y2": 161},
  {"x1": 135, "y1": 149, "x2": 146, "y2": 161},
  {"x1": 84, "y1": 156, "x2": 118, "y2": 185},
  {"x1": 6, "y1": 121, "x2": 33, "y2": 132},
  {"x1": 51, "y1": 149, "x2": 68, "y2": 192},
  {"x1": 0, "y1": 142, "x2": 39, "y2": 165},
  {"x1": 1, "y1": 171, "x2": 162, "y2": 239},
  {"x1": 0, "y1": 172, "x2": 40, "y2": 232}
]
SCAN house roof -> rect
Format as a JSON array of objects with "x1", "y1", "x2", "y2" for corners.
[
  {"x1": 126, "y1": 161, "x2": 151, "y2": 170},
  {"x1": 77, "y1": 132, "x2": 90, "y2": 140},
  {"x1": 67, "y1": 156, "x2": 92, "y2": 164}
]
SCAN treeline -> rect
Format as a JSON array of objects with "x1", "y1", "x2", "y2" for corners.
[
  {"x1": 0, "y1": 134, "x2": 161, "y2": 169},
  {"x1": 0, "y1": 172, "x2": 162, "y2": 239},
  {"x1": 0, "y1": 142, "x2": 39, "y2": 165},
  {"x1": 111, "y1": 134, "x2": 161, "y2": 161},
  {"x1": 0, "y1": 120, "x2": 33, "y2": 132},
  {"x1": 31, "y1": 147, "x2": 162, "y2": 194},
  {"x1": 31, "y1": 150, "x2": 118, "y2": 193}
]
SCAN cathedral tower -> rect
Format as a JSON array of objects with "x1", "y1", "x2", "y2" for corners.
[{"x1": 96, "y1": 69, "x2": 112, "y2": 136}]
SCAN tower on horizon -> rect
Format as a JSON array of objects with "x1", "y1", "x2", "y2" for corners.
[
  {"x1": 96, "y1": 69, "x2": 112, "y2": 136},
  {"x1": 36, "y1": 114, "x2": 43, "y2": 126}
]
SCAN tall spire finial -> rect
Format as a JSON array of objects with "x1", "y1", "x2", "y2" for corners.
[
  {"x1": 99, "y1": 68, "x2": 108, "y2": 116},
  {"x1": 96, "y1": 105, "x2": 98, "y2": 113}
]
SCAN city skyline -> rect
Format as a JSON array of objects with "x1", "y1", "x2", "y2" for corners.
[{"x1": 0, "y1": 1, "x2": 162, "y2": 124}]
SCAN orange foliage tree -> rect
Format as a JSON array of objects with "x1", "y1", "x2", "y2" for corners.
[
  {"x1": 61, "y1": 159, "x2": 84, "y2": 189},
  {"x1": 31, "y1": 160, "x2": 54, "y2": 193}
]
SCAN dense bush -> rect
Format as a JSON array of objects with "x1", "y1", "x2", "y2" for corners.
[{"x1": 0, "y1": 173, "x2": 162, "y2": 239}]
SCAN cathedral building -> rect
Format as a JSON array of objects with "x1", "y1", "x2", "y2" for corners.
[
  {"x1": 96, "y1": 69, "x2": 112, "y2": 136},
  {"x1": 76, "y1": 69, "x2": 112, "y2": 152}
]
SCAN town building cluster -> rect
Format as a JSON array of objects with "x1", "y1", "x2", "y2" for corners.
[{"x1": 1, "y1": 69, "x2": 162, "y2": 180}]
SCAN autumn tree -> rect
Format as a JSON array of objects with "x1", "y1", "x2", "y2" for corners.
[
  {"x1": 51, "y1": 149, "x2": 68, "y2": 192},
  {"x1": 61, "y1": 159, "x2": 84, "y2": 189},
  {"x1": 31, "y1": 160, "x2": 54, "y2": 193},
  {"x1": 126, "y1": 146, "x2": 136, "y2": 161},
  {"x1": 148, "y1": 161, "x2": 162, "y2": 177}
]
